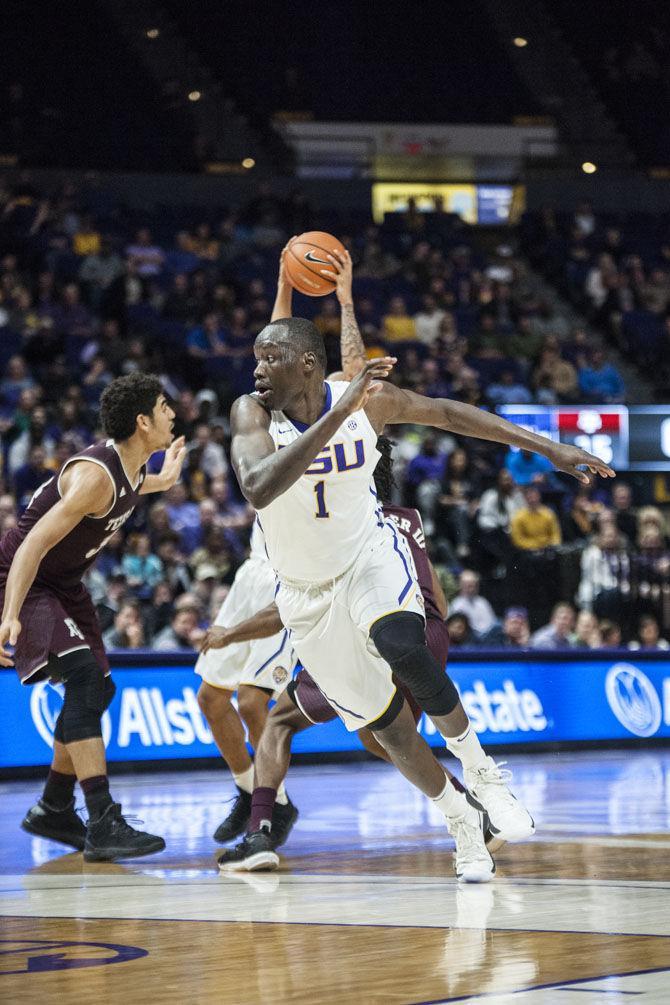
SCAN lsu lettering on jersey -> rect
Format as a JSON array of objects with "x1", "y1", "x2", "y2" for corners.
[{"x1": 260, "y1": 381, "x2": 381, "y2": 582}]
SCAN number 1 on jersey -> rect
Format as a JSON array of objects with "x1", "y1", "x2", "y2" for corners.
[{"x1": 314, "y1": 480, "x2": 330, "y2": 519}]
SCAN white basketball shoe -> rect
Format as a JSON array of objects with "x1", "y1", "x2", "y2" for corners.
[
  {"x1": 447, "y1": 803, "x2": 496, "y2": 883},
  {"x1": 464, "y1": 757, "x2": 535, "y2": 842}
]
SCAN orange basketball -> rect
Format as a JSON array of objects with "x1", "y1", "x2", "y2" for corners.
[{"x1": 285, "y1": 231, "x2": 346, "y2": 297}]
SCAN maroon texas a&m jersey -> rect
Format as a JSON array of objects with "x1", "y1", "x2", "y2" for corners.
[
  {"x1": 382, "y1": 504, "x2": 442, "y2": 621},
  {"x1": 0, "y1": 440, "x2": 146, "y2": 592}
]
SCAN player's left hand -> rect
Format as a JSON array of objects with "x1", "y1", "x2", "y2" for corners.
[
  {"x1": 544, "y1": 443, "x2": 615, "y2": 483},
  {"x1": 0, "y1": 617, "x2": 21, "y2": 667},
  {"x1": 319, "y1": 248, "x2": 353, "y2": 306},
  {"x1": 200, "y1": 626, "x2": 232, "y2": 653},
  {"x1": 159, "y1": 436, "x2": 187, "y2": 488}
]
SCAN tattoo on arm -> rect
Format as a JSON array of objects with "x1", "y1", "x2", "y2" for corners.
[{"x1": 340, "y1": 304, "x2": 367, "y2": 380}]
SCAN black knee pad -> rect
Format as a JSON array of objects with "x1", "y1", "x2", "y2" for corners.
[
  {"x1": 371, "y1": 611, "x2": 460, "y2": 716},
  {"x1": 58, "y1": 651, "x2": 106, "y2": 743}
]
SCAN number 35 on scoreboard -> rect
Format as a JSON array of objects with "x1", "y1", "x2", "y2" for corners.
[{"x1": 557, "y1": 408, "x2": 627, "y2": 469}]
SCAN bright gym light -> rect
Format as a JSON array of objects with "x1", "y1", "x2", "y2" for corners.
[
  {"x1": 145, "y1": 28, "x2": 160, "y2": 39},
  {"x1": 242, "y1": 158, "x2": 256, "y2": 169},
  {"x1": 581, "y1": 161, "x2": 597, "y2": 174},
  {"x1": 188, "y1": 91, "x2": 202, "y2": 102},
  {"x1": 513, "y1": 37, "x2": 528, "y2": 47}
]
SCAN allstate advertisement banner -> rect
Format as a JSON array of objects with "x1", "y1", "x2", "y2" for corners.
[{"x1": 3, "y1": 656, "x2": 670, "y2": 769}]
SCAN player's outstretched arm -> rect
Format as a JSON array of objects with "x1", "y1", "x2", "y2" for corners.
[
  {"x1": 140, "y1": 436, "x2": 187, "y2": 494},
  {"x1": 201, "y1": 602, "x2": 283, "y2": 653},
  {"x1": 231, "y1": 357, "x2": 396, "y2": 508},
  {"x1": 366, "y1": 385, "x2": 615, "y2": 484},
  {"x1": 320, "y1": 249, "x2": 367, "y2": 380},
  {"x1": 270, "y1": 241, "x2": 294, "y2": 322},
  {"x1": 0, "y1": 464, "x2": 113, "y2": 666}
]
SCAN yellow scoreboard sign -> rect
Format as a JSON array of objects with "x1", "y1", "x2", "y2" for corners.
[{"x1": 372, "y1": 183, "x2": 524, "y2": 225}]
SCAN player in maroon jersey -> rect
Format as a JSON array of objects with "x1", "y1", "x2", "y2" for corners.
[{"x1": 0, "y1": 373, "x2": 186, "y2": 861}]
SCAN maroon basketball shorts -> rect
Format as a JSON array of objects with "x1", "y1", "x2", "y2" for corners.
[
  {"x1": 290, "y1": 615, "x2": 450, "y2": 726},
  {"x1": 0, "y1": 580, "x2": 108, "y2": 684}
]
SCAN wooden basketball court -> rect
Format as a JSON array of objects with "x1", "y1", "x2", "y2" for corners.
[{"x1": 1, "y1": 749, "x2": 669, "y2": 1003}]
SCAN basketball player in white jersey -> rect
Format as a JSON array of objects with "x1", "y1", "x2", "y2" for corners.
[
  {"x1": 228, "y1": 248, "x2": 615, "y2": 865},
  {"x1": 194, "y1": 519, "x2": 298, "y2": 845},
  {"x1": 195, "y1": 245, "x2": 370, "y2": 851}
]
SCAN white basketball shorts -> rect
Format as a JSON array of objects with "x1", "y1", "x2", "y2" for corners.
[
  {"x1": 195, "y1": 557, "x2": 296, "y2": 693},
  {"x1": 275, "y1": 521, "x2": 424, "y2": 731}
]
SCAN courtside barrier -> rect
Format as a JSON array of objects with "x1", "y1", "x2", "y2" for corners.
[{"x1": 3, "y1": 650, "x2": 669, "y2": 770}]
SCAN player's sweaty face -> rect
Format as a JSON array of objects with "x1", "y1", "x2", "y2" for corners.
[{"x1": 253, "y1": 338, "x2": 298, "y2": 410}]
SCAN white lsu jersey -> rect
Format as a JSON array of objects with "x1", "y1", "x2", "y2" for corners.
[{"x1": 259, "y1": 381, "x2": 381, "y2": 582}]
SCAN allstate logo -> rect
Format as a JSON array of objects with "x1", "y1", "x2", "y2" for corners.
[
  {"x1": 30, "y1": 682, "x2": 112, "y2": 749},
  {"x1": 605, "y1": 663, "x2": 662, "y2": 738}
]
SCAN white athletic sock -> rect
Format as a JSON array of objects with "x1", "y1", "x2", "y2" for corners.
[
  {"x1": 432, "y1": 775, "x2": 468, "y2": 818},
  {"x1": 276, "y1": 782, "x2": 288, "y2": 805},
  {"x1": 445, "y1": 725, "x2": 487, "y2": 771},
  {"x1": 232, "y1": 765, "x2": 255, "y2": 794}
]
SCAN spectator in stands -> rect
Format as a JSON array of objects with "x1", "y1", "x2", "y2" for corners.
[
  {"x1": 190, "y1": 222, "x2": 220, "y2": 262},
  {"x1": 636, "y1": 506, "x2": 669, "y2": 547},
  {"x1": 404, "y1": 432, "x2": 447, "y2": 504},
  {"x1": 153, "y1": 605, "x2": 204, "y2": 651},
  {"x1": 144, "y1": 581, "x2": 175, "y2": 641},
  {"x1": 186, "y1": 311, "x2": 229, "y2": 362},
  {"x1": 382, "y1": 296, "x2": 417, "y2": 343},
  {"x1": 578, "y1": 348, "x2": 626, "y2": 403},
  {"x1": 165, "y1": 481, "x2": 202, "y2": 555},
  {"x1": 121, "y1": 532, "x2": 164, "y2": 601},
  {"x1": 52, "y1": 282, "x2": 94, "y2": 342},
  {"x1": 504, "y1": 448, "x2": 556, "y2": 489},
  {"x1": 184, "y1": 423, "x2": 228, "y2": 498},
  {"x1": 189, "y1": 526, "x2": 235, "y2": 584},
  {"x1": 531, "y1": 602, "x2": 575, "y2": 650},
  {"x1": 102, "y1": 600, "x2": 146, "y2": 651},
  {"x1": 476, "y1": 468, "x2": 524, "y2": 575},
  {"x1": 0, "y1": 356, "x2": 36, "y2": 407},
  {"x1": 414, "y1": 295, "x2": 446, "y2": 345},
  {"x1": 511, "y1": 485, "x2": 561, "y2": 551},
  {"x1": 125, "y1": 227, "x2": 165, "y2": 278},
  {"x1": 162, "y1": 273, "x2": 196, "y2": 323},
  {"x1": 79, "y1": 237, "x2": 124, "y2": 309},
  {"x1": 571, "y1": 609, "x2": 602, "y2": 649},
  {"x1": 628, "y1": 614, "x2": 670, "y2": 652},
  {"x1": 96, "y1": 572, "x2": 129, "y2": 633},
  {"x1": 435, "y1": 447, "x2": 480, "y2": 559},
  {"x1": 610, "y1": 481, "x2": 637, "y2": 542},
  {"x1": 13, "y1": 444, "x2": 49, "y2": 512},
  {"x1": 449, "y1": 570, "x2": 497, "y2": 635},
  {"x1": 445, "y1": 612, "x2": 477, "y2": 649},
  {"x1": 155, "y1": 532, "x2": 192, "y2": 596},
  {"x1": 532, "y1": 340, "x2": 578, "y2": 402},
  {"x1": 585, "y1": 253, "x2": 618, "y2": 311},
  {"x1": 599, "y1": 619, "x2": 623, "y2": 649},
  {"x1": 7, "y1": 404, "x2": 56, "y2": 475},
  {"x1": 486, "y1": 369, "x2": 533, "y2": 407},
  {"x1": 479, "y1": 606, "x2": 531, "y2": 649},
  {"x1": 507, "y1": 316, "x2": 545, "y2": 369},
  {"x1": 561, "y1": 485, "x2": 605, "y2": 544}
]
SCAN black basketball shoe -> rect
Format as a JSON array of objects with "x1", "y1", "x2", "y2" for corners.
[
  {"x1": 213, "y1": 787, "x2": 252, "y2": 844},
  {"x1": 83, "y1": 803, "x2": 166, "y2": 862},
  {"x1": 217, "y1": 828, "x2": 279, "y2": 872},
  {"x1": 21, "y1": 798, "x2": 87, "y2": 851},
  {"x1": 270, "y1": 797, "x2": 299, "y2": 848}
]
